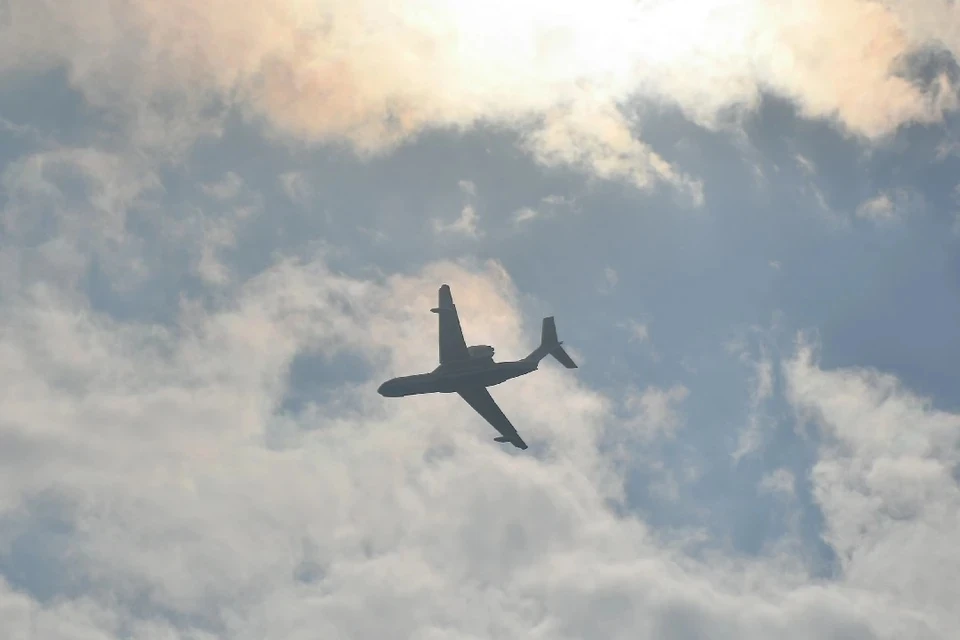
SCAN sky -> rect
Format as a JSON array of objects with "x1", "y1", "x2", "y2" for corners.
[{"x1": 1, "y1": 0, "x2": 960, "y2": 638}]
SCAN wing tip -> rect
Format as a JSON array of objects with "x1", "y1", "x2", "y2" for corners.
[
  {"x1": 438, "y1": 284, "x2": 454, "y2": 307},
  {"x1": 494, "y1": 435, "x2": 528, "y2": 450}
]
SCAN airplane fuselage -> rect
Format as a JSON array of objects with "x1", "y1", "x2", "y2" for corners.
[
  {"x1": 378, "y1": 358, "x2": 538, "y2": 397},
  {"x1": 376, "y1": 283, "x2": 577, "y2": 450}
]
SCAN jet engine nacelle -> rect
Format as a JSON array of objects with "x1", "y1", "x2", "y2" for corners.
[{"x1": 467, "y1": 345, "x2": 495, "y2": 359}]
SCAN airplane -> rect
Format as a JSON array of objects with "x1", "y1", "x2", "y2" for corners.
[{"x1": 377, "y1": 284, "x2": 578, "y2": 449}]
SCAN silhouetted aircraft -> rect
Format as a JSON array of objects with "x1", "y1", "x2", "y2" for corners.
[{"x1": 378, "y1": 284, "x2": 578, "y2": 449}]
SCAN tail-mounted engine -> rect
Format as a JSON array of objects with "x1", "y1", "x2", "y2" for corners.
[{"x1": 467, "y1": 345, "x2": 495, "y2": 360}]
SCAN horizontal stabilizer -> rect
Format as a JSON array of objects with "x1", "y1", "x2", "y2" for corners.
[
  {"x1": 525, "y1": 316, "x2": 578, "y2": 369},
  {"x1": 550, "y1": 345, "x2": 578, "y2": 369}
]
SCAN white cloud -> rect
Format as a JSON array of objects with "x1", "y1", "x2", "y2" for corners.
[
  {"x1": 733, "y1": 350, "x2": 775, "y2": 460},
  {"x1": 599, "y1": 266, "x2": 618, "y2": 294},
  {"x1": 512, "y1": 206, "x2": 540, "y2": 224},
  {"x1": 433, "y1": 205, "x2": 481, "y2": 238},
  {"x1": 512, "y1": 194, "x2": 577, "y2": 226},
  {"x1": 760, "y1": 468, "x2": 797, "y2": 499},
  {"x1": 458, "y1": 180, "x2": 477, "y2": 197},
  {"x1": 202, "y1": 171, "x2": 244, "y2": 201},
  {"x1": 0, "y1": 147, "x2": 161, "y2": 293},
  {"x1": 935, "y1": 132, "x2": 960, "y2": 162},
  {"x1": 524, "y1": 100, "x2": 705, "y2": 205},
  {"x1": 783, "y1": 338, "x2": 960, "y2": 625},
  {"x1": 278, "y1": 171, "x2": 314, "y2": 207},
  {"x1": 623, "y1": 319, "x2": 650, "y2": 344},
  {"x1": 541, "y1": 194, "x2": 576, "y2": 208},
  {"x1": 1, "y1": 172, "x2": 959, "y2": 636},
  {"x1": 3, "y1": 7, "x2": 960, "y2": 628},
  {"x1": 854, "y1": 188, "x2": 923, "y2": 224},
  {"x1": 727, "y1": 328, "x2": 779, "y2": 463},
  {"x1": 793, "y1": 154, "x2": 817, "y2": 176},
  {"x1": 10, "y1": 0, "x2": 958, "y2": 198},
  {"x1": 856, "y1": 193, "x2": 896, "y2": 222},
  {"x1": 620, "y1": 384, "x2": 690, "y2": 443}
]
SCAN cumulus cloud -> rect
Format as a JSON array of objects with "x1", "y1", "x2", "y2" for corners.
[
  {"x1": 1, "y1": 142, "x2": 959, "y2": 636},
  {"x1": 754, "y1": 0, "x2": 956, "y2": 139},
  {"x1": 5, "y1": 0, "x2": 957, "y2": 200},
  {"x1": 784, "y1": 338, "x2": 960, "y2": 628},
  {"x1": 523, "y1": 99, "x2": 705, "y2": 202},
  {"x1": 1, "y1": 246, "x2": 958, "y2": 637}
]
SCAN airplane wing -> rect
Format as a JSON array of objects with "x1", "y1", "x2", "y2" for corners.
[
  {"x1": 432, "y1": 284, "x2": 469, "y2": 364},
  {"x1": 457, "y1": 386, "x2": 528, "y2": 450}
]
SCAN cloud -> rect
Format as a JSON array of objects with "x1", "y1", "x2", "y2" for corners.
[
  {"x1": 783, "y1": 338, "x2": 960, "y2": 625},
  {"x1": 3, "y1": 2, "x2": 960, "y2": 634},
  {"x1": 753, "y1": 0, "x2": 957, "y2": 139},
  {"x1": 6, "y1": 0, "x2": 957, "y2": 200},
  {"x1": 202, "y1": 171, "x2": 244, "y2": 201},
  {"x1": 0, "y1": 147, "x2": 162, "y2": 292},
  {"x1": 935, "y1": 131, "x2": 960, "y2": 161},
  {"x1": 524, "y1": 100, "x2": 705, "y2": 204},
  {"x1": 623, "y1": 319, "x2": 650, "y2": 344},
  {"x1": 856, "y1": 193, "x2": 898, "y2": 222},
  {"x1": 278, "y1": 171, "x2": 314, "y2": 207},
  {"x1": 597, "y1": 267, "x2": 619, "y2": 295},
  {"x1": 512, "y1": 206, "x2": 540, "y2": 225},
  {"x1": 794, "y1": 154, "x2": 817, "y2": 176},
  {"x1": 457, "y1": 180, "x2": 477, "y2": 197},
  {"x1": 433, "y1": 204, "x2": 481, "y2": 238},
  {"x1": 727, "y1": 324, "x2": 780, "y2": 463},
  {"x1": 1, "y1": 168, "x2": 959, "y2": 636},
  {"x1": 760, "y1": 468, "x2": 797, "y2": 499},
  {"x1": 512, "y1": 194, "x2": 577, "y2": 226},
  {"x1": 620, "y1": 384, "x2": 690, "y2": 443},
  {"x1": 855, "y1": 188, "x2": 923, "y2": 224}
]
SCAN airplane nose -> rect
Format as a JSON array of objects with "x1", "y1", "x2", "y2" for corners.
[{"x1": 377, "y1": 381, "x2": 388, "y2": 396}]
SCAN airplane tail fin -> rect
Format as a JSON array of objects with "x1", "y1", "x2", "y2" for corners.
[{"x1": 525, "y1": 317, "x2": 578, "y2": 369}]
